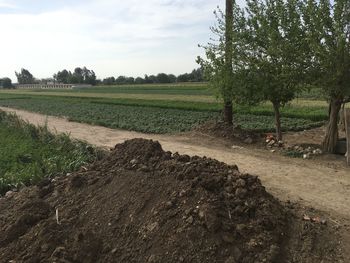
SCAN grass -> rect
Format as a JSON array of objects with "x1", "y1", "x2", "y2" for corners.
[{"x1": 0, "y1": 111, "x2": 101, "y2": 195}]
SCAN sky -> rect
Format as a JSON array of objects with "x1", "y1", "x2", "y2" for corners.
[{"x1": 0, "y1": 0, "x2": 245, "y2": 82}]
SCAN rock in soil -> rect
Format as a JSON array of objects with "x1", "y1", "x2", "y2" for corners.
[{"x1": 0, "y1": 139, "x2": 344, "y2": 263}]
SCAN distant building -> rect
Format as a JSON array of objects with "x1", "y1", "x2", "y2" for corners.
[{"x1": 15, "y1": 84, "x2": 93, "y2": 90}]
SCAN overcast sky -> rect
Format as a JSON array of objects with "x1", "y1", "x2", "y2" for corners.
[{"x1": 0, "y1": 0, "x2": 247, "y2": 81}]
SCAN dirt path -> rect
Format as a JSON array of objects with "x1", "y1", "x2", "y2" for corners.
[{"x1": 1, "y1": 106, "x2": 350, "y2": 219}]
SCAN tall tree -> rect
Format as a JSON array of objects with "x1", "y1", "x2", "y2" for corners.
[
  {"x1": 302, "y1": 0, "x2": 350, "y2": 152},
  {"x1": 72, "y1": 67, "x2": 84, "y2": 83},
  {"x1": 198, "y1": 1, "x2": 247, "y2": 126},
  {"x1": 224, "y1": 0, "x2": 234, "y2": 125},
  {"x1": 245, "y1": 0, "x2": 307, "y2": 140},
  {"x1": 0, "y1": 78, "x2": 12, "y2": 89},
  {"x1": 54, "y1": 69, "x2": 70, "y2": 84},
  {"x1": 82, "y1": 67, "x2": 97, "y2": 85},
  {"x1": 15, "y1": 68, "x2": 35, "y2": 84}
]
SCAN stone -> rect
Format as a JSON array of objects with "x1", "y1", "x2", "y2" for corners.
[
  {"x1": 303, "y1": 153, "x2": 311, "y2": 159},
  {"x1": 235, "y1": 224, "x2": 245, "y2": 234},
  {"x1": 222, "y1": 232, "x2": 235, "y2": 243},
  {"x1": 148, "y1": 255, "x2": 157, "y2": 262},
  {"x1": 184, "y1": 208, "x2": 192, "y2": 216},
  {"x1": 238, "y1": 188, "x2": 247, "y2": 198},
  {"x1": 231, "y1": 145, "x2": 243, "y2": 150},
  {"x1": 146, "y1": 222, "x2": 159, "y2": 232},
  {"x1": 199, "y1": 206, "x2": 221, "y2": 231},
  {"x1": 5, "y1": 191, "x2": 15, "y2": 199},
  {"x1": 186, "y1": 216, "x2": 194, "y2": 224},
  {"x1": 139, "y1": 165, "x2": 150, "y2": 172},
  {"x1": 225, "y1": 186, "x2": 234, "y2": 193},
  {"x1": 198, "y1": 210, "x2": 205, "y2": 219},
  {"x1": 244, "y1": 137, "x2": 253, "y2": 144},
  {"x1": 165, "y1": 201, "x2": 174, "y2": 209},
  {"x1": 130, "y1": 159, "x2": 138, "y2": 165},
  {"x1": 41, "y1": 244, "x2": 50, "y2": 252},
  {"x1": 267, "y1": 140, "x2": 276, "y2": 147},
  {"x1": 236, "y1": 179, "x2": 246, "y2": 187}
]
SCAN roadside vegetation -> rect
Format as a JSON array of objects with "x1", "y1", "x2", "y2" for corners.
[{"x1": 0, "y1": 111, "x2": 100, "y2": 195}]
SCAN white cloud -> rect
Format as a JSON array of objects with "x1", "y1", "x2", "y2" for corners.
[
  {"x1": 0, "y1": 0, "x2": 17, "y2": 9},
  {"x1": 0, "y1": 0, "x2": 235, "y2": 81}
]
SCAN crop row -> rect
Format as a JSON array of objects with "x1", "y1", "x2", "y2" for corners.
[
  {"x1": 0, "y1": 96, "x2": 325, "y2": 134},
  {"x1": 31, "y1": 84, "x2": 215, "y2": 96},
  {"x1": 0, "y1": 92, "x2": 329, "y2": 122}
]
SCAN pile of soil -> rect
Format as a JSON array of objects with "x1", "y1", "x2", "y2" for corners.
[
  {"x1": 0, "y1": 139, "x2": 342, "y2": 262},
  {"x1": 194, "y1": 121, "x2": 262, "y2": 145}
]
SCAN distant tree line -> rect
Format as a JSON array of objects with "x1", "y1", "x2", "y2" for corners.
[
  {"x1": 8, "y1": 67, "x2": 204, "y2": 86},
  {"x1": 101, "y1": 68, "x2": 204, "y2": 85},
  {"x1": 53, "y1": 67, "x2": 97, "y2": 85},
  {"x1": 12, "y1": 67, "x2": 97, "y2": 86},
  {"x1": 0, "y1": 77, "x2": 13, "y2": 89}
]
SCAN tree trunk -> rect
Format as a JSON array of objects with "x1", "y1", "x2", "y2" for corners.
[
  {"x1": 222, "y1": 0, "x2": 234, "y2": 126},
  {"x1": 272, "y1": 101, "x2": 282, "y2": 141},
  {"x1": 223, "y1": 101, "x2": 233, "y2": 126},
  {"x1": 339, "y1": 103, "x2": 346, "y2": 132},
  {"x1": 322, "y1": 98, "x2": 342, "y2": 153},
  {"x1": 225, "y1": 0, "x2": 233, "y2": 67}
]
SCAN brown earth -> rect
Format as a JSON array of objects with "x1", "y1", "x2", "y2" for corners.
[
  {"x1": 0, "y1": 107, "x2": 350, "y2": 262},
  {"x1": 0, "y1": 139, "x2": 344, "y2": 262}
]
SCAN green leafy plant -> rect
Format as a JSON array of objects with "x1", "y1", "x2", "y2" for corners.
[{"x1": 0, "y1": 111, "x2": 101, "y2": 194}]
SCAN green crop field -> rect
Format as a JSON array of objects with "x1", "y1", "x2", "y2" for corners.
[
  {"x1": 0, "y1": 96, "x2": 326, "y2": 134},
  {"x1": 0, "y1": 111, "x2": 100, "y2": 194},
  {"x1": 0, "y1": 83, "x2": 330, "y2": 134},
  {"x1": 31, "y1": 83, "x2": 215, "y2": 96}
]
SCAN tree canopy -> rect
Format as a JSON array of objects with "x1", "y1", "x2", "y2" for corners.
[
  {"x1": 0, "y1": 78, "x2": 13, "y2": 89},
  {"x1": 301, "y1": 0, "x2": 350, "y2": 152},
  {"x1": 15, "y1": 69, "x2": 35, "y2": 84},
  {"x1": 101, "y1": 69, "x2": 204, "y2": 85},
  {"x1": 53, "y1": 67, "x2": 97, "y2": 85},
  {"x1": 243, "y1": 0, "x2": 308, "y2": 140},
  {"x1": 198, "y1": 0, "x2": 348, "y2": 145},
  {"x1": 197, "y1": 0, "x2": 248, "y2": 125}
]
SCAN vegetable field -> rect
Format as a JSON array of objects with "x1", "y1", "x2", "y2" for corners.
[{"x1": 0, "y1": 83, "x2": 328, "y2": 133}]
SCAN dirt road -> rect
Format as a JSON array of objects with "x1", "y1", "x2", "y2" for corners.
[{"x1": 1, "y1": 106, "x2": 349, "y2": 219}]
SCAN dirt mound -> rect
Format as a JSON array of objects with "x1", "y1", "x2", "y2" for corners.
[
  {"x1": 194, "y1": 121, "x2": 262, "y2": 145},
  {"x1": 0, "y1": 139, "x2": 342, "y2": 262}
]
